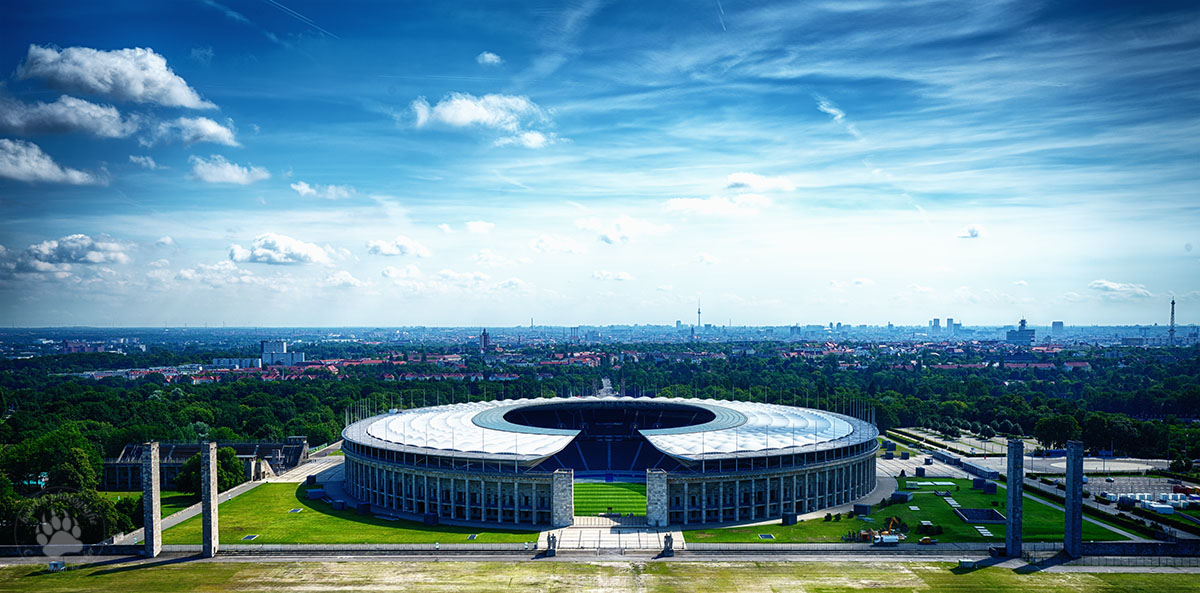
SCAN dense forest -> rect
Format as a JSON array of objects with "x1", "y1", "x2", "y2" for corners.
[{"x1": 0, "y1": 344, "x2": 1197, "y2": 543}]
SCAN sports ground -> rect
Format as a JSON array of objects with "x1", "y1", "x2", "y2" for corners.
[{"x1": 3, "y1": 560, "x2": 1197, "y2": 593}]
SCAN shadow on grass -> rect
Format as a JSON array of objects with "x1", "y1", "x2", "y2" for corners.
[
  {"x1": 19, "y1": 555, "x2": 202, "y2": 578},
  {"x1": 947, "y1": 555, "x2": 1008, "y2": 575},
  {"x1": 292, "y1": 482, "x2": 539, "y2": 538},
  {"x1": 1013, "y1": 553, "x2": 1073, "y2": 574}
]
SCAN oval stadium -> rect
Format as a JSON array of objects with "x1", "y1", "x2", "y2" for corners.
[{"x1": 342, "y1": 396, "x2": 879, "y2": 527}]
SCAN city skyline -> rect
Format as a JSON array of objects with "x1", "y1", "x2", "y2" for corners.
[{"x1": 2, "y1": 1, "x2": 1198, "y2": 327}]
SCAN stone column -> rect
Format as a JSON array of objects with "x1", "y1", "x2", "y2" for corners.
[
  {"x1": 1064, "y1": 440, "x2": 1083, "y2": 558},
  {"x1": 646, "y1": 469, "x2": 668, "y2": 527},
  {"x1": 141, "y1": 442, "x2": 161, "y2": 558},
  {"x1": 551, "y1": 469, "x2": 574, "y2": 527},
  {"x1": 201, "y1": 441, "x2": 219, "y2": 557},
  {"x1": 1006, "y1": 438, "x2": 1024, "y2": 557}
]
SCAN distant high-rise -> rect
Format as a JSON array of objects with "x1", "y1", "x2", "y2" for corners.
[
  {"x1": 1006, "y1": 319, "x2": 1036, "y2": 346},
  {"x1": 480, "y1": 329, "x2": 490, "y2": 352},
  {"x1": 946, "y1": 317, "x2": 954, "y2": 335},
  {"x1": 1052, "y1": 321, "x2": 1064, "y2": 336},
  {"x1": 675, "y1": 320, "x2": 682, "y2": 329},
  {"x1": 261, "y1": 340, "x2": 305, "y2": 366},
  {"x1": 1169, "y1": 299, "x2": 1176, "y2": 347}
]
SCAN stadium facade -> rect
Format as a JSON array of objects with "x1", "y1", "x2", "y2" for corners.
[{"x1": 341, "y1": 396, "x2": 878, "y2": 527}]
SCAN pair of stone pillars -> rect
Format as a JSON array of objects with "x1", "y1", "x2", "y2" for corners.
[
  {"x1": 1005, "y1": 438, "x2": 1083, "y2": 559},
  {"x1": 142, "y1": 441, "x2": 220, "y2": 558}
]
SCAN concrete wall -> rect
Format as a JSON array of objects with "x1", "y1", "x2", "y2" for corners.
[
  {"x1": 1006, "y1": 438, "x2": 1024, "y2": 557},
  {"x1": 646, "y1": 469, "x2": 668, "y2": 527},
  {"x1": 141, "y1": 442, "x2": 161, "y2": 558},
  {"x1": 551, "y1": 469, "x2": 574, "y2": 527},
  {"x1": 201, "y1": 441, "x2": 219, "y2": 558},
  {"x1": 1065, "y1": 440, "x2": 1084, "y2": 558}
]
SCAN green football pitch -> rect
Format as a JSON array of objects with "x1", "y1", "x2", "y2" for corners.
[
  {"x1": 574, "y1": 482, "x2": 647, "y2": 515},
  {"x1": 161, "y1": 482, "x2": 537, "y2": 544}
]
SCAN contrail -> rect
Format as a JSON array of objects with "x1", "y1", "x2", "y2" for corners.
[
  {"x1": 262, "y1": 0, "x2": 341, "y2": 39},
  {"x1": 716, "y1": 0, "x2": 726, "y2": 31}
]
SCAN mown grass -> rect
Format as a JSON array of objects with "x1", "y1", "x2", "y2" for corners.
[
  {"x1": 685, "y1": 478, "x2": 1131, "y2": 543},
  {"x1": 161, "y1": 483, "x2": 537, "y2": 544},
  {"x1": 4, "y1": 561, "x2": 1199, "y2": 593},
  {"x1": 574, "y1": 482, "x2": 647, "y2": 515},
  {"x1": 98, "y1": 490, "x2": 197, "y2": 518}
]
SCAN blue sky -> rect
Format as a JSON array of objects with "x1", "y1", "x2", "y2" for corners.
[{"x1": 1, "y1": 0, "x2": 1197, "y2": 327}]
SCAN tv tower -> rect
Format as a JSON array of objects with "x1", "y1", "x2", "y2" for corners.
[
  {"x1": 1169, "y1": 298, "x2": 1176, "y2": 347},
  {"x1": 697, "y1": 300, "x2": 701, "y2": 329}
]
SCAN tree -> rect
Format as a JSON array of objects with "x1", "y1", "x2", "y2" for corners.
[
  {"x1": 175, "y1": 447, "x2": 246, "y2": 496},
  {"x1": 47, "y1": 447, "x2": 99, "y2": 491},
  {"x1": 1032, "y1": 414, "x2": 1081, "y2": 450}
]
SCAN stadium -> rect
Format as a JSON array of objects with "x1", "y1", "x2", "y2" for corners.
[{"x1": 342, "y1": 396, "x2": 879, "y2": 527}]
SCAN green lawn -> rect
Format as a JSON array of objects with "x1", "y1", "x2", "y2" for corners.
[
  {"x1": 161, "y1": 483, "x2": 536, "y2": 544},
  {"x1": 574, "y1": 482, "x2": 647, "y2": 515},
  {"x1": 878, "y1": 436, "x2": 921, "y2": 458},
  {"x1": 99, "y1": 490, "x2": 197, "y2": 518},
  {"x1": 684, "y1": 478, "x2": 1131, "y2": 543},
  {"x1": 5, "y1": 561, "x2": 1200, "y2": 593}
]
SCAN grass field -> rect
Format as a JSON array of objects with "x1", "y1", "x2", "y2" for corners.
[
  {"x1": 685, "y1": 478, "x2": 1131, "y2": 543},
  {"x1": 99, "y1": 491, "x2": 196, "y2": 518},
  {"x1": 574, "y1": 482, "x2": 647, "y2": 515},
  {"x1": 878, "y1": 436, "x2": 921, "y2": 458},
  {"x1": 4, "y1": 561, "x2": 1199, "y2": 593},
  {"x1": 161, "y1": 483, "x2": 536, "y2": 544}
]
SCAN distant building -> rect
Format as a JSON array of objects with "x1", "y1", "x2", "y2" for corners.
[
  {"x1": 1052, "y1": 321, "x2": 1065, "y2": 336},
  {"x1": 480, "y1": 329, "x2": 490, "y2": 352},
  {"x1": 1006, "y1": 319, "x2": 1036, "y2": 345},
  {"x1": 61, "y1": 340, "x2": 104, "y2": 353},
  {"x1": 261, "y1": 340, "x2": 305, "y2": 366}
]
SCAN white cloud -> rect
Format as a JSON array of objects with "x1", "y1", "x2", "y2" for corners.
[
  {"x1": 17, "y1": 234, "x2": 132, "y2": 273},
  {"x1": 957, "y1": 224, "x2": 984, "y2": 239},
  {"x1": 593, "y1": 270, "x2": 633, "y2": 281},
  {"x1": 290, "y1": 181, "x2": 355, "y2": 199},
  {"x1": 410, "y1": 92, "x2": 555, "y2": 147},
  {"x1": 814, "y1": 95, "x2": 862, "y2": 139},
  {"x1": 229, "y1": 232, "x2": 332, "y2": 265},
  {"x1": 494, "y1": 131, "x2": 555, "y2": 148},
  {"x1": 129, "y1": 155, "x2": 160, "y2": 169},
  {"x1": 322, "y1": 270, "x2": 366, "y2": 288},
  {"x1": 1088, "y1": 279, "x2": 1153, "y2": 299},
  {"x1": 381, "y1": 264, "x2": 421, "y2": 279},
  {"x1": 438, "y1": 224, "x2": 454, "y2": 234},
  {"x1": 576, "y1": 215, "x2": 669, "y2": 244},
  {"x1": 496, "y1": 277, "x2": 531, "y2": 292},
  {"x1": 657, "y1": 285, "x2": 673, "y2": 292},
  {"x1": 17, "y1": 45, "x2": 215, "y2": 109},
  {"x1": 0, "y1": 94, "x2": 138, "y2": 137},
  {"x1": 148, "y1": 258, "x2": 169, "y2": 268},
  {"x1": 155, "y1": 236, "x2": 175, "y2": 247},
  {"x1": 853, "y1": 278, "x2": 875, "y2": 286},
  {"x1": 664, "y1": 194, "x2": 770, "y2": 217},
  {"x1": 177, "y1": 260, "x2": 266, "y2": 287},
  {"x1": 0, "y1": 139, "x2": 103, "y2": 185},
  {"x1": 150, "y1": 117, "x2": 238, "y2": 146},
  {"x1": 366, "y1": 235, "x2": 431, "y2": 257},
  {"x1": 908, "y1": 283, "x2": 935, "y2": 293},
  {"x1": 530, "y1": 235, "x2": 584, "y2": 254},
  {"x1": 725, "y1": 172, "x2": 794, "y2": 192},
  {"x1": 695, "y1": 253, "x2": 719, "y2": 265},
  {"x1": 473, "y1": 248, "x2": 513, "y2": 268},
  {"x1": 465, "y1": 221, "x2": 495, "y2": 234},
  {"x1": 189, "y1": 154, "x2": 269, "y2": 184},
  {"x1": 439, "y1": 268, "x2": 490, "y2": 285},
  {"x1": 476, "y1": 51, "x2": 504, "y2": 66},
  {"x1": 1013, "y1": 280, "x2": 1028, "y2": 286}
]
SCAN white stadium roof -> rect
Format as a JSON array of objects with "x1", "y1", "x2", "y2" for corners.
[{"x1": 347, "y1": 396, "x2": 875, "y2": 462}]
